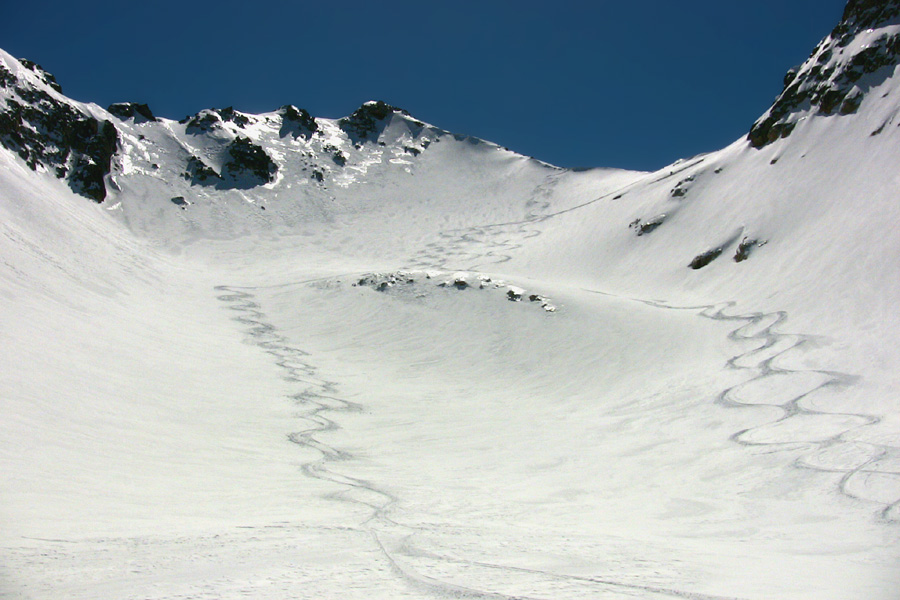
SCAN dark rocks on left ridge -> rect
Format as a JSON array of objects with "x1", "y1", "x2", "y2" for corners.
[{"x1": 0, "y1": 62, "x2": 118, "y2": 202}]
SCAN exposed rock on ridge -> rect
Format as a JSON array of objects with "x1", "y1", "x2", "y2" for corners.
[
  {"x1": 339, "y1": 100, "x2": 411, "y2": 141},
  {"x1": 108, "y1": 102, "x2": 156, "y2": 123},
  {"x1": 749, "y1": 0, "x2": 900, "y2": 148},
  {"x1": 0, "y1": 61, "x2": 118, "y2": 202}
]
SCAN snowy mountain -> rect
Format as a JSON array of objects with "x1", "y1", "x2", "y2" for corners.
[{"x1": 1, "y1": 1, "x2": 899, "y2": 599}]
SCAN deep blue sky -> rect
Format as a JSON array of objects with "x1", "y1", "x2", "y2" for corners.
[{"x1": 2, "y1": 1, "x2": 847, "y2": 171}]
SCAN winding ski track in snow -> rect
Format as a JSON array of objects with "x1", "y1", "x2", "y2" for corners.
[
  {"x1": 214, "y1": 283, "x2": 760, "y2": 600},
  {"x1": 691, "y1": 302, "x2": 900, "y2": 523},
  {"x1": 210, "y1": 167, "x2": 897, "y2": 598},
  {"x1": 586, "y1": 293, "x2": 900, "y2": 524},
  {"x1": 412, "y1": 168, "x2": 900, "y2": 524}
]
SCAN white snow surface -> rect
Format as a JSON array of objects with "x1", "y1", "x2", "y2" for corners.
[{"x1": 1, "y1": 34, "x2": 900, "y2": 600}]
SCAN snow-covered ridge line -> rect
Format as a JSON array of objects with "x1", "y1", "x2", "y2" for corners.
[{"x1": 0, "y1": 45, "x2": 535, "y2": 206}]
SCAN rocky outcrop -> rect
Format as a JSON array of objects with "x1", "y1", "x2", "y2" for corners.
[
  {"x1": 339, "y1": 100, "x2": 408, "y2": 141},
  {"x1": 19, "y1": 59, "x2": 63, "y2": 93},
  {"x1": 689, "y1": 247, "x2": 723, "y2": 270},
  {"x1": 629, "y1": 214, "x2": 667, "y2": 236},
  {"x1": 182, "y1": 136, "x2": 278, "y2": 189},
  {"x1": 278, "y1": 104, "x2": 317, "y2": 137},
  {"x1": 838, "y1": 0, "x2": 900, "y2": 32},
  {"x1": 223, "y1": 136, "x2": 277, "y2": 186},
  {"x1": 0, "y1": 61, "x2": 118, "y2": 202},
  {"x1": 749, "y1": 0, "x2": 900, "y2": 148},
  {"x1": 182, "y1": 106, "x2": 250, "y2": 134},
  {"x1": 108, "y1": 102, "x2": 156, "y2": 123},
  {"x1": 183, "y1": 155, "x2": 220, "y2": 185}
]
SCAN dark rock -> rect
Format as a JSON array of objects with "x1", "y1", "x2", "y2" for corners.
[
  {"x1": 749, "y1": 2, "x2": 900, "y2": 148},
  {"x1": 0, "y1": 64, "x2": 16, "y2": 88},
  {"x1": 324, "y1": 144, "x2": 347, "y2": 166},
  {"x1": 838, "y1": 0, "x2": 900, "y2": 33},
  {"x1": 689, "y1": 248, "x2": 723, "y2": 270},
  {"x1": 507, "y1": 289, "x2": 522, "y2": 302},
  {"x1": 222, "y1": 136, "x2": 278, "y2": 187},
  {"x1": 278, "y1": 104, "x2": 317, "y2": 137},
  {"x1": 184, "y1": 110, "x2": 221, "y2": 133},
  {"x1": 183, "y1": 156, "x2": 221, "y2": 184},
  {"x1": 218, "y1": 106, "x2": 249, "y2": 128},
  {"x1": 19, "y1": 59, "x2": 63, "y2": 93},
  {"x1": 339, "y1": 100, "x2": 409, "y2": 142},
  {"x1": 733, "y1": 237, "x2": 763, "y2": 262},
  {"x1": 108, "y1": 102, "x2": 156, "y2": 123},
  {"x1": 0, "y1": 76, "x2": 119, "y2": 202},
  {"x1": 67, "y1": 119, "x2": 118, "y2": 202},
  {"x1": 171, "y1": 196, "x2": 188, "y2": 209},
  {"x1": 629, "y1": 214, "x2": 667, "y2": 236},
  {"x1": 311, "y1": 169, "x2": 324, "y2": 182},
  {"x1": 671, "y1": 176, "x2": 694, "y2": 198}
]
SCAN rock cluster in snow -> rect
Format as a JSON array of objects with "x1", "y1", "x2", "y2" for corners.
[{"x1": 354, "y1": 271, "x2": 558, "y2": 312}]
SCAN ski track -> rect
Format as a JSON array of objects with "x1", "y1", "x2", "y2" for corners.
[
  {"x1": 690, "y1": 301, "x2": 900, "y2": 523},
  {"x1": 215, "y1": 284, "x2": 756, "y2": 600},
  {"x1": 211, "y1": 168, "x2": 898, "y2": 598},
  {"x1": 410, "y1": 171, "x2": 900, "y2": 524}
]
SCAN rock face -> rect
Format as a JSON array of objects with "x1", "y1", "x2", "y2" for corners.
[
  {"x1": 222, "y1": 136, "x2": 278, "y2": 187},
  {"x1": 18, "y1": 59, "x2": 62, "y2": 93},
  {"x1": 182, "y1": 137, "x2": 278, "y2": 189},
  {"x1": 182, "y1": 107, "x2": 250, "y2": 134},
  {"x1": 183, "y1": 156, "x2": 220, "y2": 185},
  {"x1": 279, "y1": 104, "x2": 317, "y2": 137},
  {"x1": 108, "y1": 102, "x2": 156, "y2": 123},
  {"x1": 749, "y1": 0, "x2": 900, "y2": 148},
  {"x1": 0, "y1": 62, "x2": 118, "y2": 202},
  {"x1": 339, "y1": 100, "x2": 409, "y2": 141}
]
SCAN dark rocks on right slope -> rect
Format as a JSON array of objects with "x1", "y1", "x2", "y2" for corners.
[{"x1": 748, "y1": 0, "x2": 900, "y2": 148}]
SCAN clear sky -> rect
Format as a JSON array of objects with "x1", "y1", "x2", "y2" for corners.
[{"x1": 1, "y1": 1, "x2": 847, "y2": 171}]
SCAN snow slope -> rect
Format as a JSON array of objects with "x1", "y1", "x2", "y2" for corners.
[{"x1": 1, "y1": 3, "x2": 899, "y2": 598}]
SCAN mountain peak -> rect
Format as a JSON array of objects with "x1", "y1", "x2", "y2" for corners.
[
  {"x1": 839, "y1": 0, "x2": 900, "y2": 32},
  {"x1": 339, "y1": 100, "x2": 419, "y2": 142},
  {"x1": 748, "y1": 0, "x2": 900, "y2": 148}
]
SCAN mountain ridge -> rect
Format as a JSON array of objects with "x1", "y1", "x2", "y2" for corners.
[{"x1": 2, "y1": 1, "x2": 898, "y2": 206}]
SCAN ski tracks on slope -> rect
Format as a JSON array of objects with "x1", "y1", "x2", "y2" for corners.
[
  {"x1": 214, "y1": 284, "x2": 757, "y2": 600},
  {"x1": 412, "y1": 168, "x2": 900, "y2": 524},
  {"x1": 640, "y1": 300, "x2": 900, "y2": 523},
  {"x1": 213, "y1": 285, "x2": 534, "y2": 599}
]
